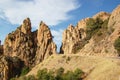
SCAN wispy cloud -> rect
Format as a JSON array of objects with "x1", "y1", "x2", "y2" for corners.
[
  {"x1": 0, "y1": 0, "x2": 80, "y2": 28},
  {"x1": 51, "y1": 29, "x2": 64, "y2": 51},
  {"x1": 51, "y1": 29, "x2": 63, "y2": 44}
]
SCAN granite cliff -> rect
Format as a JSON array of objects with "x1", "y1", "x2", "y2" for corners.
[
  {"x1": 60, "y1": 5, "x2": 120, "y2": 56},
  {"x1": 2, "y1": 18, "x2": 57, "y2": 80}
]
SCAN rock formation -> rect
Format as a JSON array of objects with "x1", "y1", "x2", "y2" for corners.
[
  {"x1": 35, "y1": 21, "x2": 57, "y2": 64},
  {"x1": 60, "y1": 6, "x2": 120, "y2": 56},
  {"x1": 4, "y1": 18, "x2": 35, "y2": 67},
  {"x1": 93, "y1": 12, "x2": 111, "y2": 20},
  {"x1": 4, "y1": 18, "x2": 57, "y2": 67},
  {"x1": 0, "y1": 45, "x2": 3, "y2": 55},
  {"x1": 0, "y1": 56, "x2": 24, "y2": 80},
  {"x1": 80, "y1": 5, "x2": 120, "y2": 56},
  {"x1": 60, "y1": 24, "x2": 86, "y2": 54}
]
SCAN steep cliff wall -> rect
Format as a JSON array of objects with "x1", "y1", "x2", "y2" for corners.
[
  {"x1": 4, "y1": 18, "x2": 57, "y2": 67},
  {"x1": 60, "y1": 8, "x2": 120, "y2": 56}
]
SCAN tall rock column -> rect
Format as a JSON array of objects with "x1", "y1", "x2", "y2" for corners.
[
  {"x1": 4, "y1": 18, "x2": 36, "y2": 66},
  {"x1": 36, "y1": 21, "x2": 57, "y2": 64},
  {"x1": 60, "y1": 24, "x2": 86, "y2": 54}
]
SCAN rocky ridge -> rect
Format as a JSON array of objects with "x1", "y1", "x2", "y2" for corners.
[
  {"x1": 2, "y1": 18, "x2": 57, "y2": 80},
  {"x1": 60, "y1": 5, "x2": 120, "y2": 56}
]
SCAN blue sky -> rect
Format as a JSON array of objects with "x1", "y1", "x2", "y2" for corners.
[{"x1": 0, "y1": 0, "x2": 120, "y2": 51}]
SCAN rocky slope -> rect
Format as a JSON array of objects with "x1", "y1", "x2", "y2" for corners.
[
  {"x1": 27, "y1": 5, "x2": 120, "y2": 80},
  {"x1": 60, "y1": 5, "x2": 120, "y2": 56},
  {"x1": 27, "y1": 54, "x2": 120, "y2": 80}
]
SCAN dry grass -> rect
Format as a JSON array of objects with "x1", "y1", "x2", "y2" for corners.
[{"x1": 27, "y1": 54, "x2": 120, "y2": 80}]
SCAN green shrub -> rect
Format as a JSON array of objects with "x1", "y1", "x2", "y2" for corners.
[
  {"x1": 114, "y1": 37, "x2": 120, "y2": 54},
  {"x1": 10, "y1": 78, "x2": 16, "y2": 80},
  {"x1": 21, "y1": 67, "x2": 30, "y2": 76},
  {"x1": 97, "y1": 30, "x2": 102, "y2": 36},
  {"x1": 74, "y1": 68, "x2": 84, "y2": 79},
  {"x1": 63, "y1": 71, "x2": 75, "y2": 80},
  {"x1": 37, "y1": 68, "x2": 48, "y2": 80},
  {"x1": 26, "y1": 75, "x2": 36, "y2": 80},
  {"x1": 37, "y1": 68, "x2": 55, "y2": 80},
  {"x1": 56, "y1": 67, "x2": 64, "y2": 76},
  {"x1": 101, "y1": 18, "x2": 109, "y2": 29},
  {"x1": 86, "y1": 18, "x2": 103, "y2": 40},
  {"x1": 22, "y1": 68, "x2": 85, "y2": 80},
  {"x1": 62, "y1": 68, "x2": 84, "y2": 80},
  {"x1": 18, "y1": 76, "x2": 27, "y2": 80}
]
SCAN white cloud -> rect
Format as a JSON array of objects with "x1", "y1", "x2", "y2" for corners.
[
  {"x1": 51, "y1": 29, "x2": 63, "y2": 44},
  {"x1": 0, "y1": 0, "x2": 80, "y2": 28},
  {"x1": 51, "y1": 29, "x2": 64, "y2": 51}
]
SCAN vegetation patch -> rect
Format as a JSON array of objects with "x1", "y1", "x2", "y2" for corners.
[
  {"x1": 114, "y1": 37, "x2": 120, "y2": 55},
  {"x1": 11, "y1": 68, "x2": 84, "y2": 80},
  {"x1": 20, "y1": 66, "x2": 30, "y2": 76}
]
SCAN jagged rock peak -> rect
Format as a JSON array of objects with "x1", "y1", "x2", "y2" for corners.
[
  {"x1": 76, "y1": 17, "x2": 91, "y2": 30},
  {"x1": 36, "y1": 21, "x2": 57, "y2": 64},
  {"x1": 108, "y1": 5, "x2": 120, "y2": 29},
  {"x1": 67, "y1": 24, "x2": 75, "y2": 31},
  {"x1": 37, "y1": 21, "x2": 52, "y2": 43},
  {"x1": 21, "y1": 17, "x2": 31, "y2": 34},
  {"x1": 107, "y1": 5, "x2": 120, "y2": 42},
  {"x1": 39, "y1": 21, "x2": 50, "y2": 32},
  {"x1": 93, "y1": 11, "x2": 110, "y2": 20}
]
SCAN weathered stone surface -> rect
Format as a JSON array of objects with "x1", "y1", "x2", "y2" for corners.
[
  {"x1": 93, "y1": 11, "x2": 110, "y2": 21},
  {"x1": 36, "y1": 21, "x2": 57, "y2": 64},
  {"x1": 21, "y1": 18, "x2": 31, "y2": 34},
  {"x1": 60, "y1": 6, "x2": 120, "y2": 56},
  {"x1": 0, "y1": 56, "x2": 24, "y2": 80},
  {"x1": 4, "y1": 19, "x2": 57, "y2": 67},
  {"x1": 76, "y1": 18, "x2": 91, "y2": 30},
  {"x1": 0, "y1": 45, "x2": 3, "y2": 55},
  {"x1": 60, "y1": 24, "x2": 86, "y2": 54},
  {"x1": 4, "y1": 18, "x2": 35, "y2": 67}
]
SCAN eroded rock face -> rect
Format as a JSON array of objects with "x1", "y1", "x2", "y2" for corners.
[
  {"x1": 36, "y1": 21, "x2": 57, "y2": 64},
  {"x1": 60, "y1": 7, "x2": 120, "y2": 56},
  {"x1": 4, "y1": 19, "x2": 56, "y2": 67},
  {"x1": 76, "y1": 18, "x2": 91, "y2": 30},
  {"x1": 60, "y1": 24, "x2": 86, "y2": 54},
  {"x1": 93, "y1": 12, "x2": 110, "y2": 21},
  {"x1": 4, "y1": 18, "x2": 35, "y2": 66},
  {"x1": 0, "y1": 45, "x2": 3, "y2": 55},
  {"x1": 0, "y1": 56, "x2": 24, "y2": 80},
  {"x1": 108, "y1": 5, "x2": 120, "y2": 42}
]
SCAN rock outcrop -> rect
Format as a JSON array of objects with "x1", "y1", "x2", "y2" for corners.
[
  {"x1": 0, "y1": 45, "x2": 3, "y2": 55},
  {"x1": 35, "y1": 21, "x2": 56, "y2": 64},
  {"x1": 60, "y1": 6, "x2": 120, "y2": 56},
  {"x1": 4, "y1": 18, "x2": 56, "y2": 67},
  {"x1": 93, "y1": 12, "x2": 110, "y2": 20},
  {"x1": 77, "y1": 8, "x2": 120, "y2": 56},
  {"x1": 60, "y1": 24, "x2": 86, "y2": 54},
  {"x1": 4, "y1": 18, "x2": 35, "y2": 67},
  {"x1": 0, "y1": 56, "x2": 24, "y2": 80}
]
